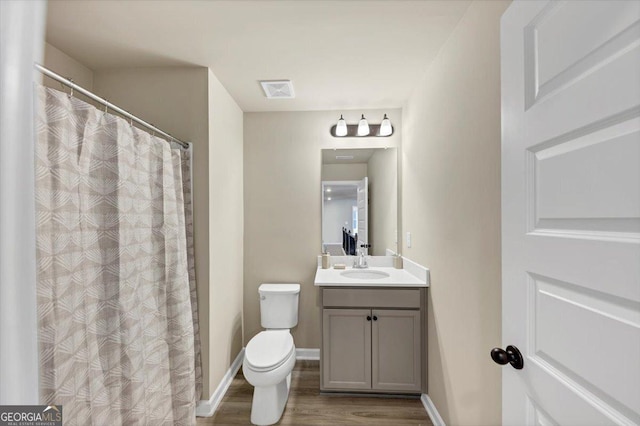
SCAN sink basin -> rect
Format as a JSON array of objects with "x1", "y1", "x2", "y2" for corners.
[{"x1": 340, "y1": 270, "x2": 390, "y2": 280}]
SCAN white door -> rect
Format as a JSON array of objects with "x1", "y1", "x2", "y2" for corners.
[
  {"x1": 501, "y1": 1, "x2": 640, "y2": 425},
  {"x1": 357, "y1": 177, "x2": 368, "y2": 252}
]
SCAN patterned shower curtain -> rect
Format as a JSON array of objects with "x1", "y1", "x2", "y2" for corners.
[{"x1": 34, "y1": 86, "x2": 202, "y2": 425}]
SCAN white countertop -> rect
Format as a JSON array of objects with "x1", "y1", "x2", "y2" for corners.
[{"x1": 314, "y1": 266, "x2": 428, "y2": 287}]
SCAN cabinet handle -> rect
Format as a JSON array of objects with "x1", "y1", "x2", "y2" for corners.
[
  {"x1": 373, "y1": 315, "x2": 378, "y2": 321},
  {"x1": 366, "y1": 316, "x2": 372, "y2": 321}
]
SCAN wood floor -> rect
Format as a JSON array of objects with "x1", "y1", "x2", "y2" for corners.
[{"x1": 197, "y1": 360, "x2": 433, "y2": 425}]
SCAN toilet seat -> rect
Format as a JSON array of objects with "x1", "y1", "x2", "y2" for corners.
[{"x1": 245, "y1": 330, "x2": 294, "y2": 372}]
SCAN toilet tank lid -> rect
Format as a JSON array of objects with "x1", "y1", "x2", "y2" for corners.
[{"x1": 259, "y1": 283, "x2": 300, "y2": 294}]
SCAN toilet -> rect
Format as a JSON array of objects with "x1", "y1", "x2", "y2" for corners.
[{"x1": 243, "y1": 283, "x2": 300, "y2": 425}]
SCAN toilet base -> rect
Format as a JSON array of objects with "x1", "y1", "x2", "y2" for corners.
[{"x1": 250, "y1": 372, "x2": 292, "y2": 425}]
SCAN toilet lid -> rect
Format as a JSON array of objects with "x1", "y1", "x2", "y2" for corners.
[{"x1": 245, "y1": 330, "x2": 294, "y2": 371}]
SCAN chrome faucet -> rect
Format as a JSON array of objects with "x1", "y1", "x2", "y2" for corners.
[{"x1": 353, "y1": 244, "x2": 371, "y2": 269}]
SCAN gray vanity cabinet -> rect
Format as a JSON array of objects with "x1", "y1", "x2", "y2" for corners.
[
  {"x1": 371, "y1": 309, "x2": 421, "y2": 392},
  {"x1": 320, "y1": 287, "x2": 426, "y2": 394},
  {"x1": 322, "y1": 308, "x2": 372, "y2": 390}
]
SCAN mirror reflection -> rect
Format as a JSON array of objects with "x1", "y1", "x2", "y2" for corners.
[{"x1": 321, "y1": 148, "x2": 397, "y2": 256}]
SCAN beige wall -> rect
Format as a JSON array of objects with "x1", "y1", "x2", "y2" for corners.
[
  {"x1": 206, "y1": 70, "x2": 244, "y2": 394},
  {"x1": 401, "y1": 1, "x2": 509, "y2": 424},
  {"x1": 368, "y1": 148, "x2": 398, "y2": 256},
  {"x1": 43, "y1": 43, "x2": 94, "y2": 90},
  {"x1": 243, "y1": 109, "x2": 401, "y2": 348}
]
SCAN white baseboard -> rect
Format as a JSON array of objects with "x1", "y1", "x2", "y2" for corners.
[
  {"x1": 196, "y1": 348, "x2": 245, "y2": 417},
  {"x1": 296, "y1": 348, "x2": 320, "y2": 360},
  {"x1": 421, "y1": 394, "x2": 445, "y2": 426}
]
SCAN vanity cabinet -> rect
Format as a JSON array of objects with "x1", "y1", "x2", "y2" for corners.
[
  {"x1": 320, "y1": 287, "x2": 426, "y2": 394},
  {"x1": 322, "y1": 308, "x2": 372, "y2": 390}
]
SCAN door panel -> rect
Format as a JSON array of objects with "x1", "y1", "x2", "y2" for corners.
[
  {"x1": 371, "y1": 309, "x2": 421, "y2": 392},
  {"x1": 528, "y1": 1, "x2": 640, "y2": 106},
  {"x1": 526, "y1": 236, "x2": 639, "y2": 301},
  {"x1": 322, "y1": 308, "x2": 371, "y2": 390},
  {"x1": 501, "y1": 1, "x2": 640, "y2": 425},
  {"x1": 530, "y1": 274, "x2": 639, "y2": 418},
  {"x1": 532, "y1": 120, "x2": 640, "y2": 233}
]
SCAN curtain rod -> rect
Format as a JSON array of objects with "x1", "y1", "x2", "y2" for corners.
[{"x1": 34, "y1": 63, "x2": 190, "y2": 149}]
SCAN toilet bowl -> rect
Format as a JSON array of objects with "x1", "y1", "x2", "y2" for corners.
[
  {"x1": 243, "y1": 283, "x2": 300, "y2": 425},
  {"x1": 243, "y1": 330, "x2": 296, "y2": 425}
]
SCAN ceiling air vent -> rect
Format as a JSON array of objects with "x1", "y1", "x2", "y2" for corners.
[{"x1": 260, "y1": 80, "x2": 295, "y2": 99}]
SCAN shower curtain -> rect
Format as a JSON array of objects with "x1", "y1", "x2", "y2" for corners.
[{"x1": 35, "y1": 86, "x2": 202, "y2": 425}]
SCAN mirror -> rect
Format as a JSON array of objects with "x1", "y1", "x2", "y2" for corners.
[{"x1": 321, "y1": 148, "x2": 398, "y2": 256}]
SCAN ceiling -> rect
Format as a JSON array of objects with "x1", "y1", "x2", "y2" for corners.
[{"x1": 45, "y1": 1, "x2": 470, "y2": 112}]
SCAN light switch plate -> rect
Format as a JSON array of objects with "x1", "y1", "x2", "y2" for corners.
[{"x1": 406, "y1": 231, "x2": 412, "y2": 248}]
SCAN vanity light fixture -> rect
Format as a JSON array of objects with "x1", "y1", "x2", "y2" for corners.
[
  {"x1": 357, "y1": 114, "x2": 370, "y2": 136},
  {"x1": 379, "y1": 114, "x2": 392, "y2": 136},
  {"x1": 335, "y1": 115, "x2": 348, "y2": 137},
  {"x1": 330, "y1": 113, "x2": 394, "y2": 137}
]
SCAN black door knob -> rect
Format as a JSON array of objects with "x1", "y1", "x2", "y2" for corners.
[
  {"x1": 366, "y1": 316, "x2": 372, "y2": 321},
  {"x1": 490, "y1": 345, "x2": 524, "y2": 370},
  {"x1": 372, "y1": 315, "x2": 378, "y2": 321}
]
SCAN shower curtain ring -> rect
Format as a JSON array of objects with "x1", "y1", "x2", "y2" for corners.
[
  {"x1": 67, "y1": 78, "x2": 74, "y2": 98},
  {"x1": 104, "y1": 101, "x2": 108, "y2": 114}
]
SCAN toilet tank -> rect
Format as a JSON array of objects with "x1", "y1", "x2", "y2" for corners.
[{"x1": 259, "y1": 283, "x2": 300, "y2": 329}]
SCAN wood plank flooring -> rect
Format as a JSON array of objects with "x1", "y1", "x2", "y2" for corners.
[{"x1": 197, "y1": 360, "x2": 433, "y2": 425}]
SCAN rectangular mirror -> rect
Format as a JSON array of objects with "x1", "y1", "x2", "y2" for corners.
[{"x1": 321, "y1": 148, "x2": 398, "y2": 256}]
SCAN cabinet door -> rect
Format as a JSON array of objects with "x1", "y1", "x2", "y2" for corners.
[
  {"x1": 322, "y1": 308, "x2": 371, "y2": 390},
  {"x1": 371, "y1": 309, "x2": 422, "y2": 392}
]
